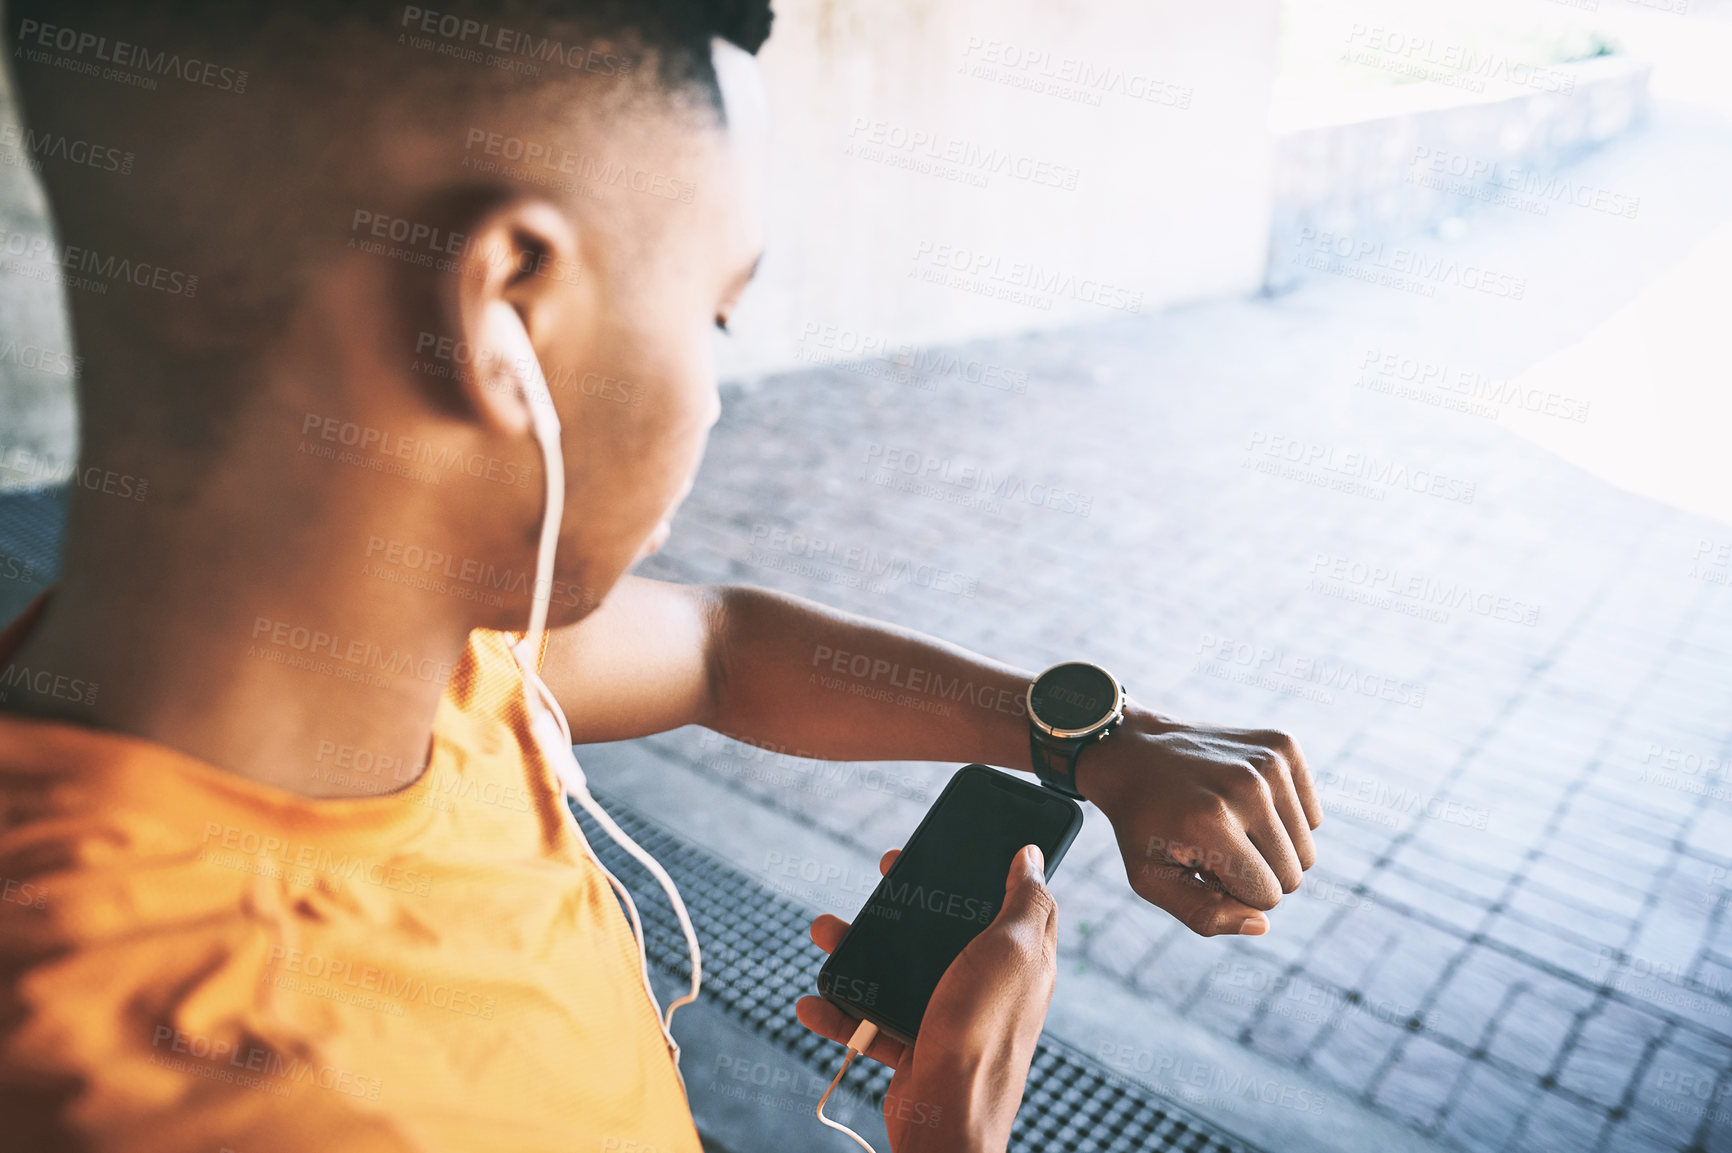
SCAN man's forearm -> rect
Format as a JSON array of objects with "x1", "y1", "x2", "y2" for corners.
[{"x1": 708, "y1": 585, "x2": 1035, "y2": 773}]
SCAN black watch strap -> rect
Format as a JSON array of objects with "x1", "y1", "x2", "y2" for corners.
[{"x1": 1030, "y1": 729, "x2": 1086, "y2": 799}]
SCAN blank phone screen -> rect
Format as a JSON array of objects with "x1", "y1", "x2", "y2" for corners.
[{"x1": 818, "y1": 765, "x2": 1081, "y2": 1041}]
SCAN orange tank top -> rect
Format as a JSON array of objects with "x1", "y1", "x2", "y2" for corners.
[{"x1": 0, "y1": 596, "x2": 703, "y2": 1153}]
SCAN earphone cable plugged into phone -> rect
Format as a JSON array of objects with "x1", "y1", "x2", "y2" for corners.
[
  {"x1": 494, "y1": 303, "x2": 703, "y2": 1094},
  {"x1": 816, "y1": 1019, "x2": 881, "y2": 1152}
]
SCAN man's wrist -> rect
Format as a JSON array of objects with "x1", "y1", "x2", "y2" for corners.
[
  {"x1": 895, "y1": 1061, "x2": 1005, "y2": 1153},
  {"x1": 1070, "y1": 702, "x2": 1175, "y2": 805}
]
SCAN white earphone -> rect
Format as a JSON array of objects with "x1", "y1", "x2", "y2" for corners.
[{"x1": 485, "y1": 302, "x2": 704, "y2": 1083}]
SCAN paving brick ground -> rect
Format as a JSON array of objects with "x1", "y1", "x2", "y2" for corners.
[{"x1": 599, "y1": 101, "x2": 1732, "y2": 1153}]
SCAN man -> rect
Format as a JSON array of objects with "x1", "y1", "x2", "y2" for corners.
[{"x1": 0, "y1": 2, "x2": 1319, "y2": 1150}]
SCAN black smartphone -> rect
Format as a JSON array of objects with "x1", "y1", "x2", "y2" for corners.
[{"x1": 815, "y1": 763, "x2": 1084, "y2": 1045}]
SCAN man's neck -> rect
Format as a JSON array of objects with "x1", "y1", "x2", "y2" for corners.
[{"x1": 3, "y1": 476, "x2": 489, "y2": 799}]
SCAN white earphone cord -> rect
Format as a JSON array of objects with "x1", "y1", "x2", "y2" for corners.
[
  {"x1": 497, "y1": 312, "x2": 878, "y2": 1150},
  {"x1": 817, "y1": 1019, "x2": 882, "y2": 1151},
  {"x1": 494, "y1": 310, "x2": 702, "y2": 1086}
]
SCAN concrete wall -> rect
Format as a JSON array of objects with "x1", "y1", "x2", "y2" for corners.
[
  {"x1": 0, "y1": 50, "x2": 79, "y2": 492},
  {"x1": 0, "y1": 2, "x2": 1283, "y2": 483},
  {"x1": 1265, "y1": 55, "x2": 1651, "y2": 292},
  {"x1": 727, "y1": 0, "x2": 1282, "y2": 383}
]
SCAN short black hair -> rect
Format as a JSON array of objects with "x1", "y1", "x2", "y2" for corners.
[
  {"x1": 10, "y1": 0, "x2": 774, "y2": 111},
  {"x1": 5, "y1": 0, "x2": 773, "y2": 468}
]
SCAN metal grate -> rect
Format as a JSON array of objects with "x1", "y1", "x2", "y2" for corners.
[
  {"x1": 577, "y1": 794, "x2": 1268, "y2": 1153},
  {"x1": 0, "y1": 487, "x2": 65, "y2": 622}
]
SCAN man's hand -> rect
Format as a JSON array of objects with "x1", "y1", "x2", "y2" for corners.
[
  {"x1": 796, "y1": 845, "x2": 1056, "y2": 1153},
  {"x1": 1075, "y1": 710, "x2": 1321, "y2": 937}
]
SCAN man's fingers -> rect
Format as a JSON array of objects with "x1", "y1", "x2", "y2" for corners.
[
  {"x1": 794, "y1": 996, "x2": 907, "y2": 1067},
  {"x1": 1267, "y1": 768, "x2": 1316, "y2": 865},
  {"x1": 810, "y1": 913, "x2": 850, "y2": 955},
  {"x1": 1241, "y1": 791, "x2": 1306, "y2": 893},
  {"x1": 1206, "y1": 823, "x2": 1285, "y2": 911},
  {"x1": 1271, "y1": 732, "x2": 1322, "y2": 829},
  {"x1": 1256, "y1": 751, "x2": 1317, "y2": 871},
  {"x1": 879, "y1": 848, "x2": 900, "y2": 876},
  {"x1": 1137, "y1": 863, "x2": 1270, "y2": 936}
]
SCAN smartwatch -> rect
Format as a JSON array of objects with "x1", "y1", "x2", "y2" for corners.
[{"x1": 1026, "y1": 661, "x2": 1126, "y2": 799}]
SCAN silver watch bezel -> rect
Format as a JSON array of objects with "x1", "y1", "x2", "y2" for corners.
[{"x1": 1026, "y1": 661, "x2": 1126, "y2": 742}]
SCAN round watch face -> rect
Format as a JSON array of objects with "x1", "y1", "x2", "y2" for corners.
[{"x1": 1029, "y1": 662, "x2": 1120, "y2": 735}]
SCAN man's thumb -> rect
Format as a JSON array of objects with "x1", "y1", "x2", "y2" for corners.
[{"x1": 997, "y1": 844, "x2": 1053, "y2": 925}]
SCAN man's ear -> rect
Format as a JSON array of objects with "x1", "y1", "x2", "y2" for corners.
[{"x1": 442, "y1": 198, "x2": 580, "y2": 436}]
